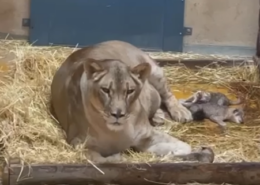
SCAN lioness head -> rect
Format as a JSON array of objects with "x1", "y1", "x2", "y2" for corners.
[{"x1": 82, "y1": 57, "x2": 151, "y2": 131}]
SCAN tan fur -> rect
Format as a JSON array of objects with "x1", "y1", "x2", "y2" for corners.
[{"x1": 50, "y1": 40, "x2": 212, "y2": 163}]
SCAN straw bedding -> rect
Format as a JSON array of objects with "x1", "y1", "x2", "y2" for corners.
[{"x1": 0, "y1": 39, "x2": 259, "y2": 165}]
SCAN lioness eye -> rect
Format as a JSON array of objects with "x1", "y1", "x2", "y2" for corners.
[
  {"x1": 127, "y1": 89, "x2": 135, "y2": 94},
  {"x1": 101, "y1": 87, "x2": 110, "y2": 94}
]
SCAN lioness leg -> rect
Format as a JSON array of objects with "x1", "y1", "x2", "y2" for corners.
[
  {"x1": 137, "y1": 129, "x2": 214, "y2": 163},
  {"x1": 151, "y1": 108, "x2": 165, "y2": 126},
  {"x1": 148, "y1": 65, "x2": 192, "y2": 123},
  {"x1": 70, "y1": 137, "x2": 124, "y2": 164}
]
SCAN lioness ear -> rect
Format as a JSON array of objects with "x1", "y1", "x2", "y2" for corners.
[
  {"x1": 131, "y1": 62, "x2": 151, "y2": 82},
  {"x1": 83, "y1": 58, "x2": 104, "y2": 79}
]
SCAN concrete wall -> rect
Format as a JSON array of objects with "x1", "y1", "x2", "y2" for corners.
[
  {"x1": 0, "y1": 0, "x2": 258, "y2": 56},
  {"x1": 0, "y1": 0, "x2": 29, "y2": 38},
  {"x1": 183, "y1": 0, "x2": 259, "y2": 56}
]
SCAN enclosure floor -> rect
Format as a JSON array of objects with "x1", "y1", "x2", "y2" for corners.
[{"x1": 0, "y1": 40, "x2": 259, "y2": 166}]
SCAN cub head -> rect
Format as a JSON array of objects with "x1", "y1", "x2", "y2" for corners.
[
  {"x1": 196, "y1": 90, "x2": 211, "y2": 103},
  {"x1": 228, "y1": 107, "x2": 244, "y2": 124},
  {"x1": 82, "y1": 57, "x2": 151, "y2": 131}
]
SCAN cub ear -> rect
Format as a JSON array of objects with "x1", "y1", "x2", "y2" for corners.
[
  {"x1": 131, "y1": 62, "x2": 151, "y2": 82},
  {"x1": 232, "y1": 108, "x2": 239, "y2": 114},
  {"x1": 233, "y1": 107, "x2": 243, "y2": 114},
  {"x1": 83, "y1": 58, "x2": 104, "y2": 78}
]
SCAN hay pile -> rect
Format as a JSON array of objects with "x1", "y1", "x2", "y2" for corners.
[{"x1": 0, "y1": 39, "x2": 259, "y2": 165}]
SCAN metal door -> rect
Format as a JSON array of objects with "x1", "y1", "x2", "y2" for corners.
[{"x1": 28, "y1": 0, "x2": 187, "y2": 52}]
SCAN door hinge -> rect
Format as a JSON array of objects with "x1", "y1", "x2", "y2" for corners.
[
  {"x1": 22, "y1": 18, "x2": 30, "y2": 27},
  {"x1": 180, "y1": 27, "x2": 192, "y2": 36}
]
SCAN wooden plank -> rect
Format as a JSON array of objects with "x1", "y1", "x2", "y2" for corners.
[
  {"x1": 4, "y1": 162, "x2": 260, "y2": 185},
  {"x1": 253, "y1": 56, "x2": 260, "y2": 69},
  {"x1": 256, "y1": 0, "x2": 260, "y2": 57},
  {"x1": 253, "y1": 0, "x2": 260, "y2": 78},
  {"x1": 155, "y1": 58, "x2": 252, "y2": 68}
]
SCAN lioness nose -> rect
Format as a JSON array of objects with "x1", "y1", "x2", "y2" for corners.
[{"x1": 111, "y1": 109, "x2": 125, "y2": 119}]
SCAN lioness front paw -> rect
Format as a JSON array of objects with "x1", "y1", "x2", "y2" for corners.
[
  {"x1": 102, "y1": 153, "x2": 124, "y2": 163},
  {"x1": 151, "y1": 109, "x2": 165, "y2": 126},
  {"x1": 88, "y1": 152, "x2": 123, "y2": 164},
  {"x1": 168, "y1": 104, "x2": 193, "y2": 123},
  {"x1": 195, "y1": 147, "x2": 215, "y2": 163},
  {"x1": 70, "y1": 137, "x2": 84, "y2": 149}
]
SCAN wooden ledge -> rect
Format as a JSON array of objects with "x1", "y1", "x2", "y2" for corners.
[
  {"x1": 2, "y1": 161, "x2": 260, "y2": 185},
  {"x1": 155, "y1": 58, "x2": 252, "y2": 68}
]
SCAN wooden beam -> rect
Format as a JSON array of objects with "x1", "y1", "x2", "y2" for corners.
[
  {"x1": 253, "y1": 1, "x2": 260, "y2": 79},
  {"x1": 154, "y1": 58, "x2": 251, "y2": 68},
  {"x1": 256, "y1": 0, "x2": 260, "y2": 57},
  {"x1": 4, "y1": 161, "x2": 260, "y2": 185},
  {"x1": 253, "y1": 55, "x2": 260, "y2": 73}
]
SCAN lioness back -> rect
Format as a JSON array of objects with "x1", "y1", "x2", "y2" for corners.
[{"x1": 87, "y1": 40, "x2": 157, "y2": 68}]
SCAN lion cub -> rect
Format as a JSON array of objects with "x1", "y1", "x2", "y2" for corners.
[
  {"x1": 180, "y1": 91, "x2": 244, "y2": 133},
  {"x1": 184, "y1": 102, "x2": 244, "y2": 132},
  {"x1": 50, "y1": 40, "x2": 214, "y2": 163},
  {"x1": 185, "y1": 90, "x2": 242, "y2": 106}
]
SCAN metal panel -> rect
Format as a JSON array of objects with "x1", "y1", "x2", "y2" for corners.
[{"x1": 29, "y1": 0, "x2": 186, "y2": 52}]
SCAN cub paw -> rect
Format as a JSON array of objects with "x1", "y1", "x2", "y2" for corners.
[
  {"x1": 151, "y1": 108, "x2": 165, "y2": 126},
  {"x1": 220, "y1": 128, "x2": 228, "y2": 136}
]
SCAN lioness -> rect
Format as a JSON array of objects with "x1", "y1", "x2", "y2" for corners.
[{"x1": 50, "y1": 40, "x2": 213, "y2": 163}]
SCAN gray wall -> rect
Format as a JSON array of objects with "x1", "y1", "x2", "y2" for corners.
[
  {"x1": 0, "y1": 0, "x2": 29, "y2": 38},
  {"x1": 184, "y1": 0, "x2": 259, "y2": 57},
  {"x1": 0, "y1": 0, "x2": 258, "y2": 56}
]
